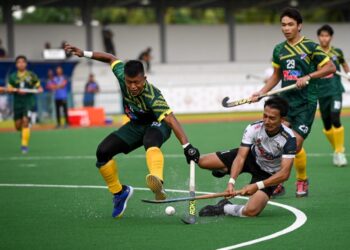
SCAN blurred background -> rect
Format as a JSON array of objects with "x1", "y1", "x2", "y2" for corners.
[{"x1": 1, "y1": 0, "x2": 350, "y2": 126}]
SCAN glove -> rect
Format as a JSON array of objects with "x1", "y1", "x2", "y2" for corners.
[{"x1": 183, "y1": 144, "x2": 200, "y2": 164}]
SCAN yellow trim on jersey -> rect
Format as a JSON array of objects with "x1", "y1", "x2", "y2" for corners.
[
  {"x1": 158, "y1": 109, "x2": 172, "y2": 122},
  {"x1": 299, "y1": 43, "x2": 311, "y2": 54},
  {"x1": 110, "y1": 60, "x2": 122, "y2": 70},
  {"x1": 272, "y1": 62, "x2": 280, "y2": 68},
  {"x1": 34, "y1": 81, "x2": 41, "y2": 88},
  {"x1": 318, "y1": 57, "x2": 330, "y2": 68},
  {"x1": 287, "y1": 36, "x2": 305, "y2": 47}
]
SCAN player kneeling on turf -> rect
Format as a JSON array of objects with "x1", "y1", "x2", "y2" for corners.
[
  {"x1": 198, "y1": 96, "x2": 296, "y2": 217},
  {"x1": 64, "y1": 43, "x2": 200, "y2": 219}
]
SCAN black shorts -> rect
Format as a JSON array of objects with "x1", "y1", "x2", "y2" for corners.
[{"x1": 216, "y1": 148, "x2": 277, "y2": 197}]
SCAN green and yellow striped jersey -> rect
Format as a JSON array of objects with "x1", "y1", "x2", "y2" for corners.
[
  {"x1": 272, "y1": 36, "x2": 330, "y2": 106},
  {"x1": 8, "y1": 70, "x2": 41, "y2": 105},
  {"x1": 314, "y1": 46, "x2": 346, "y2": 98},
  {"x1": 111, "y1": 60, "x2": 172, "y2": 124}
]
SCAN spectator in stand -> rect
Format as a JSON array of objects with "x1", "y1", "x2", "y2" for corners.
[
  {"x1": 47, "y1": 66, "x2": 69, "y2": 128},
  {"x1": 83, "y1": 73, "x2": 99, "y2": 107},
  {"x1": 138, "y1": 47, "x2": 152, "y2": 73}
]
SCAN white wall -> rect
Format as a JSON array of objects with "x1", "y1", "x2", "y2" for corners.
[{"x1": 1, "y1": 23, "x2": 349, "y2": 62}]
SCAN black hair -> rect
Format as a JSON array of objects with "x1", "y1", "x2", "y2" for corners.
[
  {"x1": 264, "y1": 96, "x2": 289, "y2": 117},
  {"x1": 15, "y1": 55, "x2": 27, "y2": 63},
  {"x1": 317, "y1": 24, "x2": 334, "y2": 36},
  {"x1": 124, "y1": 60, "x2": 145, "y2": 77},
  {"x1": 280, "y1": 7, "x2": 303, "y2": 24}
]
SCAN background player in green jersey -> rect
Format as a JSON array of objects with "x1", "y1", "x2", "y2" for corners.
[
  {"x1": 251, "y1": 8, "x2": 336, "y2": 198},
  {"x1": 316, "y1": 24, "x2": 349, "y2": 167},
  {"x1": 64, "y1": 43, "x2": 200, "y2": 218},
  {"x1": 7, "y1": 55, "x2": 43, "y2": 154}
]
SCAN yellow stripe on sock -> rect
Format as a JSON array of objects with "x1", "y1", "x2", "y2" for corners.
[
  {"x1": 21, "y1": 127, "x2": 30, "y2": 147},
  {"x1": 99, "y1": 160, "x2": 122, "y2": 194},
  {"x1": 294, "y1": 147, "x2": 307, "y2": 181},
  {"x1": 146, "y1": 147, "x2": 164, "y2": 181}
]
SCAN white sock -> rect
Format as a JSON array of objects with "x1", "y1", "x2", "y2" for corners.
[{"x1": 223, "y1": 204, "x2": 247, "y2": 217}]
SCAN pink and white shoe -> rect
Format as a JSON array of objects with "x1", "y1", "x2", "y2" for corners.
[{"x1": 296, "y1": 179, "x2": 309, "y2": 198}]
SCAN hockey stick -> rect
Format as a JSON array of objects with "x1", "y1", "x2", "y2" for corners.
[
  {"x1": 141, "y1": 190, "x2": 244, "y2": 204},
  {"x1": 0, "y1": 87, "x2": 40, "y2": 94},
  {"x1": 222, "y1": 82, "x2": 308, "y2": 108},
  {"x1": 336, "y1": 71, "x2": 350, "y2": 80},
  {"x1": 181, "y1": 160, "x2": 196, "y2": 224}
]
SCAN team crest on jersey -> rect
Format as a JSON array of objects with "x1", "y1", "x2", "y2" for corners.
[
  {"x1": 300, "y1": 53, "x2": 307, "y2": 60},
  {"x1": 298, "y1": 125, "x2": 309, "y2": 134},
  {"x1": 332, "y1": 55, "x2": 338, "y2": 61},
  {"x1": 283, "y1": 70, "x2": 301, "y2": 81}
]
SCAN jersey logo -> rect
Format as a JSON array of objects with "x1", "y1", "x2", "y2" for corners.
[
  {"x1": 283, "y1": 70, "x2": 301, "y2": 81},
  {"x1": 332, "y1": 55, "x2": 338, "y2": 61},
  {"x1": 255, "y1": 138, "x2": 278, "y2": 160},
  {"x1": 151, "y1": 122, "x2": 162, "y2": 127},
  {"x1": 298, "y1": 125, "x2": 309, "y2": 134},
  {"x1": 300, "y1": 53, "x2": 307, "y2": 60}
]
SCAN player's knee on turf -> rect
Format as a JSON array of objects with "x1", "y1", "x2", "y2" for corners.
[
  {"x1": 143, "y1": 128, "x2": 163, "y2": 150},
  {"x1": 243, "y1": 206, "x2": 262, "y2": 217}
]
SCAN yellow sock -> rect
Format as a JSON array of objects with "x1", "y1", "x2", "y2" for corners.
[
  {"x1": 294, "y1": 147, "x2": 307, "y2": 181},
  {"x1": 323, "y1": 127, "x2": 335, "y2": 150},
  {"x1": 333, "y1": 126, "x2": 345, "y2": 153},
  {"x1": 21, "y1": 127, "x2": 30, "y2": 147},
  {"x1": 99, "y1": 160, "x2": 122, "y2": 194},
  {"x1": 146, "y1": 147, "x2": 164, "y2": 181}
]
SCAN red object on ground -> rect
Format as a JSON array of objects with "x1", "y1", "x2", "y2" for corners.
[{"x1": 68, "y1": 107, "x2": 105, "y2": 127}]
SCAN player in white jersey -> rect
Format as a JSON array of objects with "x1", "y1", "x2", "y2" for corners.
[{"x1": 198, "y1": 96, "x2": 296, "y2": 217}]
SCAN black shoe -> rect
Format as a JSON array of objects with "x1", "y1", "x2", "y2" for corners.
[
  {"x1": 212, "y1": 170, "x2": 228, "y2": 178},
  {"x1": 199, "y1": 199, "x2": 232, "y2": 217}
]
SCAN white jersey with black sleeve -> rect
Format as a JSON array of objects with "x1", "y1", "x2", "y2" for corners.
[{"x1": 241, "y1": 121, "x2": 297, "y2": 174}]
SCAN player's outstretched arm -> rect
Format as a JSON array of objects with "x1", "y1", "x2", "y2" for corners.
[
  {"x1": 64, "y1": 43, "x2": 118, "y2": 64},
  {"x1": 225, "y1": 146, "x2": 249, "y2": 197},
  {"x1": 163, "y1": 113, "x2": 200, "y2": 164},
  {"x1": 250, "y1": 67, "x2": 281, "y2": 102}
]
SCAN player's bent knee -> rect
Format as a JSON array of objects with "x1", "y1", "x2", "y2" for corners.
[{"x1": 243, "y1": 207, "x2": 261, "y2": 217}]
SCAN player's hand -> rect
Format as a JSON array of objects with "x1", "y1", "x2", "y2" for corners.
[
  {"x1": 37, "y1": 87, "x2": 44, "y2": 93},
  {"x1": 295, "y1": 76, "x2": 310, "y2": 89},
  {"x1": 18, "y1": 89, "x2": 26, "y2": 95},
  {"x1": 238, "y1": 183, "x2": 258, "y2": 196},
  {"x1": 250, "y1": 91, "x2": 262, "y2": 103},
  {"x1": 64, "y1": 43, "x2": 83, "y2": 57},
  {"x1": 183, "y1": 144, "x2": 200, "y2": 164},
  {"x1": 225, "y1": 183, "x2": 236, "y2": 198}
]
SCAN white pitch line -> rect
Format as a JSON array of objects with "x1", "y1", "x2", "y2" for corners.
[
  {"x1": 0, "y1": 183, "x2": 307, "y2": 249},
  {"x1": 0, "y1": 152, "x2": 345, "y2": 161}
]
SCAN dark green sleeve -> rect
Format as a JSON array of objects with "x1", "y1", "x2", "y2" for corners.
[
  {"x1": 150, "y1": 92, "x2": 172, "y2": 122},
  {"x1": 272, "y1": 44, "x2": 281, "y2": 68},
  {"x1": 110, "y1": 60, "x2": 125, "y2": 84},
  {"x1": 7, "y1": 73, "x2": 16, "y2": 87},
  {"x1": 30, "y1": 72, "x2": 41, "y2": 88},
  {"x1": 335, "y1": 48, "x2": 345, "y2": 64},
  {"x1": 311, "y1": 44, "x2": 330, "y2": 67}
]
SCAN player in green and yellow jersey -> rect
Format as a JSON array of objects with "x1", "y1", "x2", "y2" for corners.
[
  {"x1": 251, "y1": 8, "x2": 336, "y2": 197},
  {"x1": 316, "y1": 24, "x2": 349, "y2": 167},
  {"x1": 64, "y1": 43, "x2": 200, "y2": 218},
  {"x1": 7, "y1": 55, "x2": 43, "y2": 154}
]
